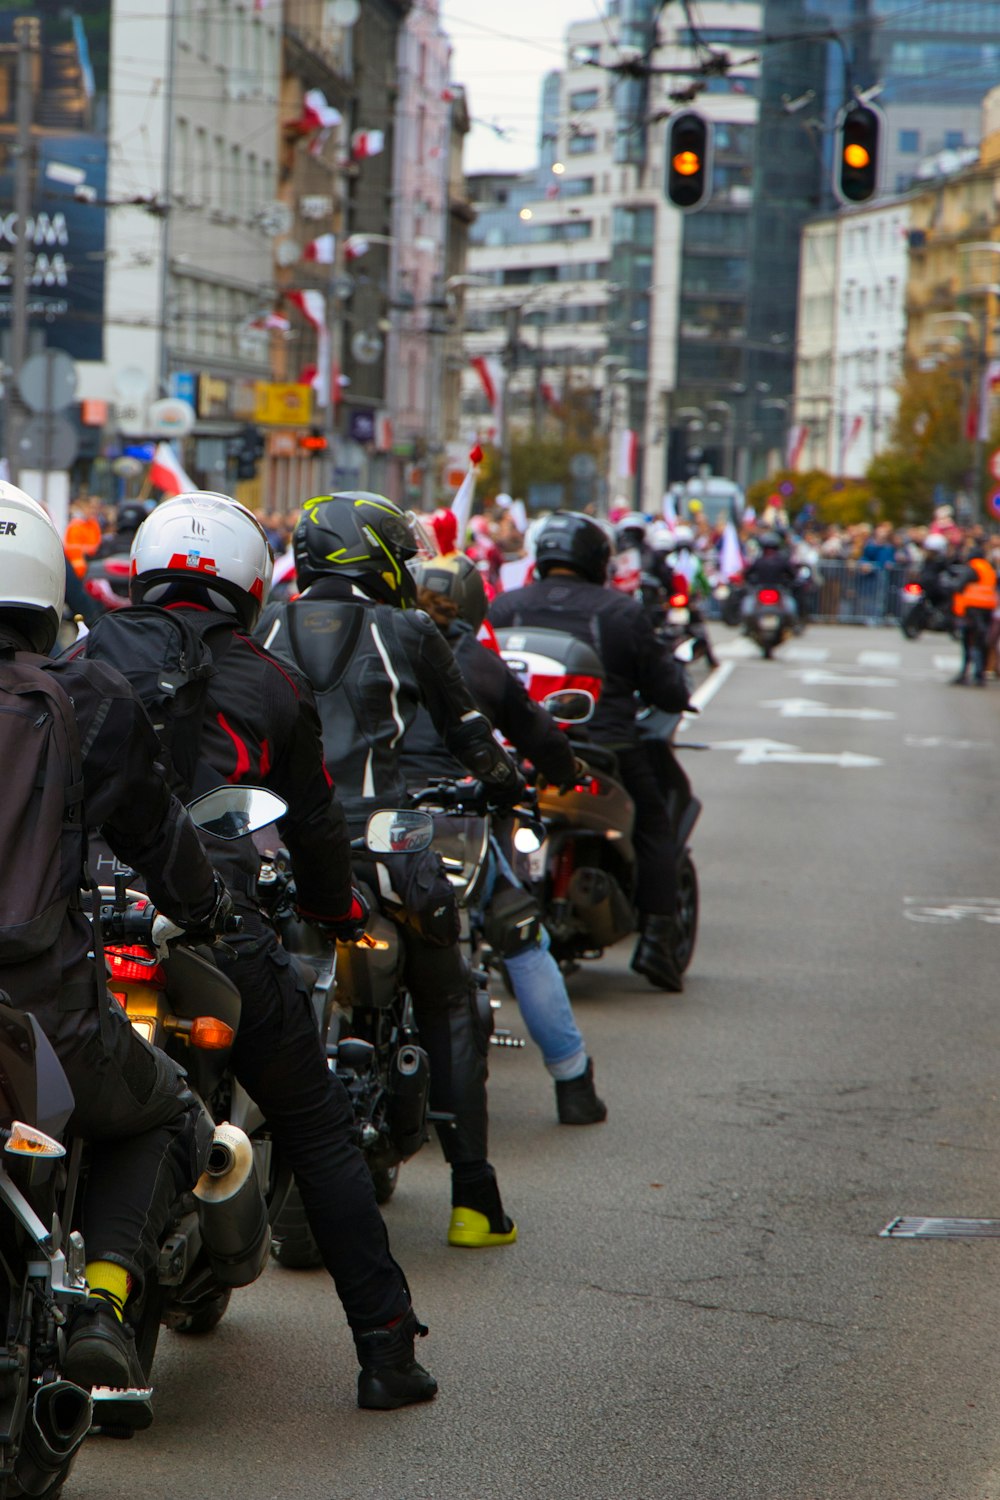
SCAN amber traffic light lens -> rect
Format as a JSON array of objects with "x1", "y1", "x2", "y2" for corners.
[
  {"x1": 672, "y1": 150, "x2": 701, "y2": 177},
  {"x1": 844, "y1": 143, "x2": 870, "y2": 169}
]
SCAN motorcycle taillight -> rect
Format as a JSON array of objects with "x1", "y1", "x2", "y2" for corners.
[
  {"x1": 105, "y1": 944, "x2": 166, "y2": 987},
  {"x1": 669, "y1": 593, "x2": 688, "y2": 609},
  {"x1": 903, "y1": 582, "x2": 923, "y2": 596},
  {"x1": 757, "y1": 589, "x2": 781, "y2": 605}
]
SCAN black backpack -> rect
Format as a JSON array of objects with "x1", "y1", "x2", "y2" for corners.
[
  {"x1": 81, "y1": 607, "x2": 223, "y2": 795},
  {"x1": 0, "y1": 651, "x2": 86, "y2": 963}
]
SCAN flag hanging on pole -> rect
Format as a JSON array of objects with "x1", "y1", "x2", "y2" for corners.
[
  {"x1": 617, "y1": 429, "x2": 638, "y2": 479},
  {"x1": 662, "y1": 491, "x2": 678, "y2": 527},
  {"x1": 449, "y1": 444, "x2": 483, "y2": 546},
  {"x1": 303, "y1": 234, "x2": 336, "y2": 265},
  {"x1": 351, "y1": 129, "x2": 385, "y2": 160},
  {"x1": 148, "y1": 442, "x2": 195, "y2": 498},
  {"x1": 286, "y1": 289, "x2": 330, "y2": 406}
]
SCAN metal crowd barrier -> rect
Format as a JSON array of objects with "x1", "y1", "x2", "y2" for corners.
[{"x1": 705, "y1": 561, "x2": 912, "y2": 626}]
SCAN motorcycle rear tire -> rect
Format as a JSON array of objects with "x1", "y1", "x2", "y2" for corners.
[
  {"x1": 170, "y1": 1288, "x2": 232, "y2": 1337},
  {"x1": 674, "y1": 852, "x2": 699, "y2": 974},
  {"x1": 270, "y1": 1186, "x2": 324, "y2": 1270},
  {"x1": 901, "y1": 617, "x2": 921, "y2": 640},
  {"x1": 371, "y1": 1163, "x2": 399, "y2": 1206}
]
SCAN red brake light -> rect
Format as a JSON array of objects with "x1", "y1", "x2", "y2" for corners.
[
  {"x1": 104, "y1": 558, "x2": 130, "y2": 577},
  {"x1": 105, "y1": 944, "x2": 166, "y2": 987},
  {"x1": 903, "y1": 582, "x2": 922, "y2": 595},
  {"x1": 758, "y1": 589, "x2": 781, "y2": 605},
  {"x1": 669, "y1": 593, "x2": 688, "y2": 609}
]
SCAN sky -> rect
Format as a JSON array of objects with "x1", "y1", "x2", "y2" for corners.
[{"x1": 440, "y1": 1, "x2": 595, "y2": 175}]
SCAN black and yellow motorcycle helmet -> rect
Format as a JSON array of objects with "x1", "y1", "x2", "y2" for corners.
[{"x1": 294, "y1": 492, "x2": 428, "y2": 606}]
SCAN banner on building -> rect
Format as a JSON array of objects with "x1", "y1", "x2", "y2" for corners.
[{"x1": 0, "y1": 2, "x2": 111, "y2": 361}]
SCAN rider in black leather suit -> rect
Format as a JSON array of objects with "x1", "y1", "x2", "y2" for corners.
[
  {"x1": 257, "y1": 493, "x2": 524, "y2": 1249},
  {"x1": 490, "y1": 510, "x2": 691, "y2": 993}
]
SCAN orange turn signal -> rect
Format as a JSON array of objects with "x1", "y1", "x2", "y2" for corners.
[
  {"x1": 189, "y1": 1016, "x2": 235, "y2": 1050},
  {"x1": 5, "y1": 1121, "x2": 65, "y2": 1158}
]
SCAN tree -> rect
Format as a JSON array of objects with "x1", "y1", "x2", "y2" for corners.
[
  {"x1": 865, "y1": 362, "x2": 973, "y2": 522},
  {"x1": 475, "y1": 385, "x2": 605, "y2": 509},
  {"x1": 745, "y1": 468, "x2": 876, "y2": 526}
]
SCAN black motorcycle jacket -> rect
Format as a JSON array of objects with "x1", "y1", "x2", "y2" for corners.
[
  {"x1": 401, "y1": 620, "x2": 576, "y2": 788},
  {"x1": 745, "y1": 552, "x2": 797, "y2": 589},
  {"x1": 256, "y1": 577, "x2": 521, "y2": 822},
  {"x1": 0, "y1": 623, "x2": 218, "y2": 989},
  {"x1": 77, "y1": 607, "x2": 355, "y2": 923},
  {"x1": 489, "y1": 573, "x2": 690, "y2": 747}
]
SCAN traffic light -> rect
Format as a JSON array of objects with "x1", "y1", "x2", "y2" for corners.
[
  {"x1": 666, "y1": 111, "x2": 713, "y2": 212},
  {"x1": 230, "y1": 424, "x2": 265, "y2": 481},
  {"x1": 834, "y1": 102, "x2": 883, "y2": 205}
]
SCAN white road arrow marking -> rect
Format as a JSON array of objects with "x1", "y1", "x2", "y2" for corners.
[
  {"x1": 794, "y1": 669, "x2": 897, "y2": 688},
  {"x1": 857, "y1": 650, "x2": 901, "y2": 668},
  {"x1": 781, "y1": 644, "x2": 830, "y2": 662},
  {"x1": 762, "y1": 696, "x2": 896, "y2": 722},
  {"x1": 714, "y1": 738, "x2": 882, "y2": 767}
]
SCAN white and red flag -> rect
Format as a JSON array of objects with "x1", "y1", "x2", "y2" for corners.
[
  {"x1": 449, "y1": 444, "x2": 483, "y2": 546},
  {"x1": 351, "y1": 129, "x2": 385, "y2": 160},
  {"x1": 149, "y1": 442, "x2": 195, "y2": 498},
  {"x1": 286, "y1": 288, "x2": 330, "y2": 407},
  {"x1": 303, "y1": 234, "x2": 336, "y2": 265}
]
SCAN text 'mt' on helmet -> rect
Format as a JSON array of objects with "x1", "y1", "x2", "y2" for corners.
[
  {"x1": 129, "y1": 491, "x2": 274, "y2": 628},
  {"x1": 534, "y1": 511, "x2": 612, "y2": 584},
  {"x1": 294, "y1": 492, "x2": 430, "y2": 606},
  {"x1": 0, "y1": 483, "x2": 66, "y2": 653},
  {"x1": 409, "y1": 551, "x2": 488, "y2": 632}
]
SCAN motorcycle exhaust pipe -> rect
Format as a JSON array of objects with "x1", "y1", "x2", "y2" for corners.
[
  {"x1": 15, "y1": 1381, "x2": 93, "y2": 1494},
  {"x1": 386, "y1": 1044, "x2": 430, "y2": 1158},
  {"x1": 567, "y1": 867, "x2": 634, "y2": 948},
  {"x1": 193, "y1": 1122, "x2": 270, "y2": 1288}
]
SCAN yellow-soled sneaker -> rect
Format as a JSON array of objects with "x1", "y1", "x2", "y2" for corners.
[{"x1": 447, "y1": 1206, "x2": 518, "y2": 1248}]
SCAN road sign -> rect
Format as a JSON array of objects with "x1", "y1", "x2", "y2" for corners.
[
  {"x1": 761, "y1": 697, "x2": 896, "y2": 722},
  {"x1": 17, "y1": 413, "x2": 79, "y2": 470},
  {"x1": 714, "y1": 738, "x2": 882, "y2": 768},
  {"x1": 988, "y1": 488, "x2": 1000, "y2": 520},
  {"x1": 147, "y1": 397, "x2": 196, "y2": 438},
  {"x1": 18, "y1": 350, "x2": 77, "y2": 414}
]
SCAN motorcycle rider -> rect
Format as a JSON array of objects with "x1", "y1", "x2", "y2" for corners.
[
  {"x1": 951, "y1": 543, "x2": 998, "y2": 686},
  {"x1": 743, "y1": 530, "x2": 798, "y2": 621},
  {"x1": 257, "y1": 493, "x2": 524, "y2": 1248},
  {"x1": 918, "y1": 532, "x2": 958, "y2": 610},
  {"x1": 77, "y1": 492, "x2": 436, "y2": 1411},
  {"x1": 490, "y1": 511, "x2": 692, "y2": 993},
  {"x1": 0, "y1": 485, "x2": 232, "y2": 1418},
  {"x1": 407, "y1": 553, "x2": 607, "y2": 1126}
]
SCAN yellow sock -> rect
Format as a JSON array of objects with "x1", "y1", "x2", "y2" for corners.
[{"x1": 85, "y1": 1260, "x2": 130, "y2": 1322}]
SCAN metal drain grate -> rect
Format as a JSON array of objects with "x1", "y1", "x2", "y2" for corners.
[{"x1": 881, "y1": 1216, "x2": 1000, "y2": 1238}]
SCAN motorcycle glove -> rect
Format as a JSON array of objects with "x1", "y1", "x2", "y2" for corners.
[
  {"x1": 184, "y1": 872, "x2": 237, "y2": 943},
  {"x1": 302, "y1": 886, "x2": 371, "y2": 944}
]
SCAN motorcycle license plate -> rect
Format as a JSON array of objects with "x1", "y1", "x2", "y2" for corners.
[
  {"x1": 668, "y1": 607, "x2": 690, "y2": 624},
  {"x1": 759, "y1": 614, "x2": 780, "y2": 629},
  {"x1": 525, "y1": 841, "x2": 547, "y2": 881}
]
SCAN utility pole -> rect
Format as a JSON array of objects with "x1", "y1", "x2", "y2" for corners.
[{"x1": 8, "y1": 15, "x2": 40, "y2": 484}]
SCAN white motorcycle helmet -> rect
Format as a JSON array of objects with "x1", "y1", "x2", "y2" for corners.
[
  {"x1": 130, "y1": 491, "x2": 273, "y2": 628},
  {"x1": 672, "y1": 524, "x2": 695, "y2": 549},
  {"x1": 922, "y1": 532, "x2": 948, "y2": 555},
  {"x1": 0, "y1": 483, "x2": 66, "y2": 653}
]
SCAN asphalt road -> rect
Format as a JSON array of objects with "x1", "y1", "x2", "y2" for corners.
[{"x1": 73, "y1": 623, "x2": 1000, "y2": 1500}]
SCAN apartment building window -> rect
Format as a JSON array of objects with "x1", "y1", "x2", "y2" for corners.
[
  {"x1": 230, "y1": 145, "x2": 242, "y2": 217},
  {"x1": 568, "y1": 133, "x2": 597, "y2": 155},
  {"x1": 246, "y1": 152, "x2": 258, "y2": 218},
  {"x1": 213, "y1": 136, "x2": 226, "y2": 212},
  {"x1": 176, "y1": 117, "x2": 190, "y2": 199},
  {"x1": 944, "y1": 130, "x2": 965, "y2": 149},
  {"x1": 561, "y1": 176, "x2": 594, "y2": 197},
  {"x1": 898, "y1": 128, "x2": 920, "y2": 153},
  {"x1": 197, "y1": 0, "x2": 210, "y2": 59},
  {"x1": 194, "y1": 126, "x2": 209, "y2": 205},
  {"x1": 569, "y1": 89, "x2": 599, "y2": 111}
]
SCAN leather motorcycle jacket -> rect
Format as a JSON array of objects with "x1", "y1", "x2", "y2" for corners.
[
  {"x1": 401, "y1": 620, "x2": 576, "y2": 788},
  {"x1": 745, "y1": 552, "x2": 797, "y2": 589},
  {"x1": 256, "y1": 577, "x2": 521, "y2": 822},
  {"x1": 490, "y1": 573, "x2": 690, "y2": 748}
]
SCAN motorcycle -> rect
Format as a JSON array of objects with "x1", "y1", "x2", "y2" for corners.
[
  {"x1": 88, "y1": 785, "x2": 291, "y2": 1423},
  {"x1": 260, "y1": 810, "x2": 439, "y2": 1270},
  {"x1": 495, "y1": 628, "x2": 702, "y2": 979},
  {"x1": 898, "y1": 580, "x2": 954, "y2": 640},
  {"x1": 743, "y1": 586, "x2": 795, "y2": 658}
]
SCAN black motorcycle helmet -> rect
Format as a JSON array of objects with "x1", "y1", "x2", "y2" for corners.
[
  {"x1": 115, "y1": 500, "x2": 153, "y2": 535},
  {"x1": 409, "y1": 552, "x2": 488, "y2": 631},
  {"x1": 534, "y1": 511, "x2": 611, "y2": 584},
  {"x1": 759, "y1": 530, "x2": 782, "y2": 551},
  {"x1": 294, "y1": 492, "x2": 424, "y2": 606}
]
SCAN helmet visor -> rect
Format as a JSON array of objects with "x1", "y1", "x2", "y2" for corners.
[{"x1": 404, "y1": 511, "x2": 439, "y2": 562}]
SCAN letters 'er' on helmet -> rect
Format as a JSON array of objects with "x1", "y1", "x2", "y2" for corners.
[
  {"x1": 129, "y1": 491, "x2": 273, "y2": 628},
  {"x1": 409, "y1": 552, "x2": 488, "y2": 632},
  {"x1": 0, "y1": 484, "x2": 66, "y2": 653},
  {"x1": 294, "y1": 492, "x2": 424, "y2": 606},
  {"x1": 534, "y1": 511, "x2": 612, "y2": 585}
]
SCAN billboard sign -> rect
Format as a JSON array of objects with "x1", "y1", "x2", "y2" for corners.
[{"x1": 0, "y1": 3, "x2": 111, "y2": 361}]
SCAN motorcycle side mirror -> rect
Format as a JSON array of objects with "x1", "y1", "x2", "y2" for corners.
[
  {"x1": 364, "y1": 809, "x2": 435, "y2": 855},
  {"x1": 540, "y1": 689, "x2": 595, "y2": 724},
  {"x1": 513, "y1": 820, "x2": 545, "y2": 854},
  {"x1": 187, "y1": 786, "x2": 289, "y2": 840}
]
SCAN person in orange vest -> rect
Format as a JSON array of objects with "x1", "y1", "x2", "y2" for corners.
[
  {"x1": 64, "y1": 495, "x2": 104, "y2": 578},
  {"x1": 951, "y1": 545, "x2": 998, "y2": 686}
]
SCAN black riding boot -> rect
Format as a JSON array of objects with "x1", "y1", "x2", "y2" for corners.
[
  {"x1": 354, "y1": 1307, "x2": 438, "y2": 1411},
  {"x1": 555, "y1": 1058, "x2": 608, "y2": 1125},
  {"x1": 631, "y1": 914, "x2": 684, "y2": 993}
]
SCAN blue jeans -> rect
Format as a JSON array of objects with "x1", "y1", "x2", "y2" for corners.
[{"x1": 480, "y1": 842, "x2": 587, "y2": 1081}]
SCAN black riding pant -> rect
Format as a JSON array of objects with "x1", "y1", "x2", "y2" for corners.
[
  {"x1": 215, "y1": 914, "x2": 410, "y2": 1333},
  {"x1": 959, "y1": 607, "x2": 992, "y2": 682},
  {"x1": 615, "y1": 744, "x2": 679, "y2": 917}
]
